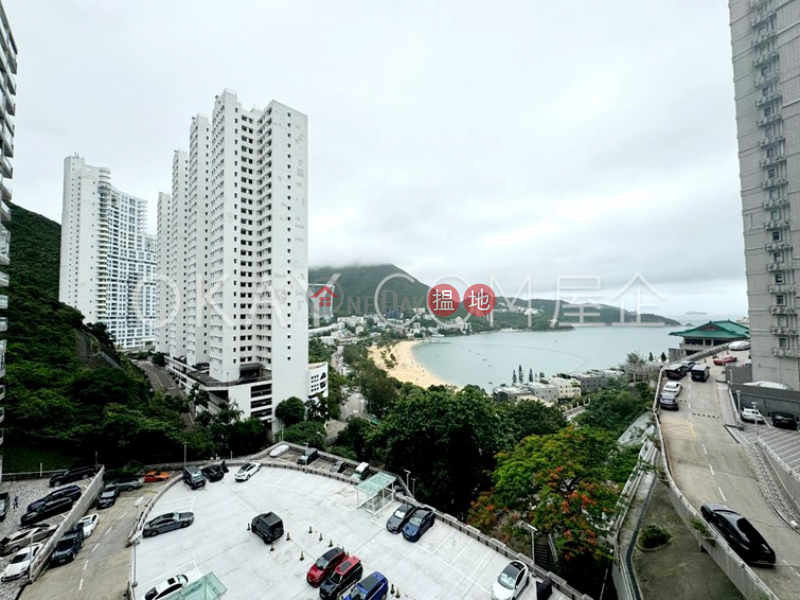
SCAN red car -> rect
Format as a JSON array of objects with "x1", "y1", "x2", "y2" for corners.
[
  {"x1": 713, "y1": 356, "x2": 737, "y2": 366},
  {"x1": 144, "y1": 470, "x2": 170, "y2": 483},
  {"x1": 306, "y1": 547, "x2": 346, "y2": 587}
]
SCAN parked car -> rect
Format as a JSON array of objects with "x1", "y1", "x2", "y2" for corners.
[
  {"x1": 144, "y1": 470, "x2": 170, "y2": 483},
  {"x1": 771, "y1": 411, "x2": 798, "y2": 430},
  {"x1": 491, "y1": 560, "x2": 530, "y2": 600},
  {"x1": 182, "y1": 465, "x2": 206, "y2": 490},
  {"x1": 679, "y1": 360, "x2": 696, "y2": 374},
  {"x1": 659, "y1": 392, "x2": 679, "y2": 411},
  {"x1": 21, "y1": 497, "x2": 73, "y2": 527},
  {"x1": 402, "y1": 508, "x2": 435, "y2": 542},
  {"x1": 0, "y1": 525, "x2": 56, "y2": 556},
  {"x1": 49, "y1": 465, "x2": 96, "y2": 487},
  {"x1": 741, "y1": 407, "x2": 766, "y2": 423},
  {"x1": 319, "y1": 556, "x2": 363, "y2": 600},
  {"x1": 0, "y1": 492, "x2": 7, "y2": 522},
  {"x1": 143, "y1": 512, "x2": 195, "y2": 537},
  {"x1": 235, "y1": 461, "x2": 261, "y2": 481},
  {"x1": 664, "y1": 364, "x2": 686, "y2": 380},
  {"x1": 691, "y1": 364, "x2": 710, "y2": 382},
  {"x1": 729, "y1": 340, "x2": 751, "y2": 351},
  {"x1": 343, "y1": 571, "x2": 389, "y2": 600},
  {"x1": 78, "y1": 514, "x2": 99, "y2": 538},
  {"x1": 269, "y1": 444, "x2": 290, "y2": 458},
  {"x1": 144, "y1": 574, "x2": 189, "y2": 600},
  {"x1": 306, "y1": 546, "x2": 346, "y2": 587},
  {"x1": 1, "y1": 543, "x2": 42, "y2": 582},
  {"x1": 113, "y1": 475, "x2": 145, "y2": 491},
  {"x1": 201, "y1": 462, "x2": 227, "y2": 482},
  {"x1": 662, "y1": 382, "x2": 682, "y2": 396},
  {"x1": 297, "y1": 447, "x2": 319, "y2": 466},
  {"x1": 28, "y1": 485, "x2": 82, "y2": 512},
  {"x1": 329, "y1": 460, "x2": 346, "y2": 474},
  {"x1": 701, "y1": 504, "x2": 775, "y2": 566},
  {"x1": 49, "y1": 524, "x2": 84, "y2": 566},
  {"x1": 96, "y1": 484, "x2": 120, "y2": 509},
  {"x1": 713, "y1": 355, "x2": 737, "y2": 366},
  {"x1": 386, "y1": 503, "x2": 417, "y2": 534},
  {"x1": 250, "y1": 512, "x2": 284, "y2": 544}
]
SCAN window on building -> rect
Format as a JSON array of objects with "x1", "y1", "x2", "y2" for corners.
[
  {"x1": 775, "y1": 272, "x2": 785, "y2": 284},
  {"x1": 776, "y1": 294, "x2": 786, "y2": 305},
  {"x1": 772, "y1": 229, "x2": 782, "y2": 242},
  {"x1": 767, "y1": 147, "x2": 776, "y2": 158},
  {"x1": 765, "y1": 106, "x2": 773, "y2": 117},
  {"x1": 779, "y1": 337, "x2": 788, "y2": 348},
  {"x1": 774, "y1": 251, "x2": 784, "y2": 262},
  {"x1": 768, "y1": 167, "x2": 777, "y2": 178}
]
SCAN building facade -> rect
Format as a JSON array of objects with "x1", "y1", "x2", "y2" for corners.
[
  {"x1": 730, "y1": 0, "x2": 800, "y2": 387},
  {"x1": 0, "y1": 0, "x2": 16, "y2": 478},
  {"x1": 161, "y1": 90, "x2": 324, "y2": 433},
  {"x1": 59, "y1": 156, "x2": 158, "y2": 349}
]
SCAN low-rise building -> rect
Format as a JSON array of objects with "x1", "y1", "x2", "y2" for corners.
[
  {"x1": 549, "y1": 376, "x2": 582, "y2": 399},
  {"x1": 521, "y1": 382, "x2": 559, "y2": 403}
]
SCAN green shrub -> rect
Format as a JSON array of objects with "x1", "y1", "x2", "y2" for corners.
[{"x1": 639, "y1": 525, "x2": 671, "y2": 549}]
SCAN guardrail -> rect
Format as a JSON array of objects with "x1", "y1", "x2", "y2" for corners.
[
  {"x1": 758, "y1": 438, "x2": 800, "y2": 517},
  {"x1": 133, "y1": 445, "x2": 591, "y2": 600},
  {"x1": 28, "y1": 467, "x2": 106, "y2": 582},
  {"x1": 652, "y1": 346, "x2": 780, "y2": 600}
]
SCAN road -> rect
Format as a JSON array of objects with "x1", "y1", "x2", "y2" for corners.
[
  {"x1": 21, "y1": 489, "x2": 154, "y2": 600},
  {"x1": 660, "y1": 359, "x2": 800, "y2": 599},
  {"x1": 137, "y1": 361, "x2": 183, "y2": 398}
]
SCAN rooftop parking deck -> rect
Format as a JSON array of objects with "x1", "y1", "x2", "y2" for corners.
[{"x1": 134, "y1": 465, "x2": 567, "y2": 600}]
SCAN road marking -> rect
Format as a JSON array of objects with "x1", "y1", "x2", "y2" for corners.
[
  {"x1": 90, "y1": 544, "x2": 98, "y2": 554},
  {"x1": 83, "y1": 560, "x2": 88, "y2": 571},
  {"x1": 104, "y1": 526, "x2": 114, "y2": 536},
  {"x1": 687, "y1": 422, "x2": 697, "y2": 438},
  {"x1": 702, "y1": 444, "x2": 708, "y2": 455},
  {"x1": 709, "y1": 465, "x2": 715, "y2": 476},
  {"x1": 718, "y1": 486, "x2": 727, "y2": 502},
  {"x1": 117, "y1": 511, "x2": 128, "y2": 520},
  {"x1": 79, "y1": 578, "x2": 84, "y2": 590}
]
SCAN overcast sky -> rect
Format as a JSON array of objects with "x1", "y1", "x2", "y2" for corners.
[{"x1": 7, "y1": 0, "x2": 746, "y2": 318}]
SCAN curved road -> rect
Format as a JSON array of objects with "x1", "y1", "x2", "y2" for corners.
[{"x1": 660, "y1": 359, "x2": 800, "y2": 599}]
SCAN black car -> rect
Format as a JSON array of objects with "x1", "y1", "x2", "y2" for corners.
[
  {"x1": 143, "y1": 512, "x2": 195, "y2": 537},
  {"x1": 27, "y1": 486, "x2": 82, "y2": 512},
  {"x1": 771, "y1": 411, "x2": 798, "y2": 430},
  {"x1": 386, "y1": 503, "x2": 417, "y2": 534},
  {"x1": 20, "y1": 498, "x2": 73, "y2": 527},
  {"x1": 96, "y1": 485, "x2": 120, "y2": 509},
  {"x1": 49, "y1": 466, "x2": 96, "y2": 487},
  {"x1": 49, "y1": 525, "x2": 84, "y2": 566},
  {"x1": 700, "y1": 504, "x2": 775, "y2": 566},
  {"x1": 329, "y1": 460, "x2": 346, "y2": 474},
  {"x1": 319, "y1": 556, "x2": 363, "y2": 599},
  {"x1": 402, "y1": 508, "x2": 435, "y2": 542},
  {"x1": 659, "y1": 392, "x2": 679, "y2": 411},
  {"x1": 201, "y1": 462, "x2": 227, "y2": 482}
]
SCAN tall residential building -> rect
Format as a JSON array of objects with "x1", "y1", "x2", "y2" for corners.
[
  {"x1": 59, "y1": 156, "x2": 158, "y2": 350},
  {"x1": 162, "y1": 90, "x2": 326, "y2": 433},
  {"x1": 0, "y1": 0, "x2": 16, "y2": 477},
  {"x1": 730, "y1": 0, "x2": 800, "y2": 387}
]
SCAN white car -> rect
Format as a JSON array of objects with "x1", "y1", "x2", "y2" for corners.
[
  {"x1": 741, "y1": 407, "x2": 766, "y2": 424},
  {"x1": 145, "y1": 574, "x2": 189, "y2": 600},
  {"x1": 662, "y1": 382, "x2": 682, "y2": 397},
  {"x1": 729, "y1": 340, "x2": 750, "y2": 351},
  {"x1": 79, "y1": 513, "x2": 99, "y2": 537},
  {"x1": 491, "y1": 560, "x2": 530, "y2": 600},
  {"x1": 235, "y1": 461, "x2": 261, "y2": 481},
  {"x1": 1, "y1": 543, "x2": 42, "y2": 582},
  {"x1": 269, "y1": 444, "x2": 290, "y2": 458}
]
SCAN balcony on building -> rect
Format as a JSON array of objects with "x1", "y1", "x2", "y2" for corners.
[
  {"x1": 0, "y1": 200, "x2": 9, "y2": 222},
  {"x1": 0, "y1": 339, "x2": 5, "y2": 379},
  {"x1": 751, "y1": 9, "x2": 776, "y2": 29},
  {"x1": 762, "y1": 197, "x2": 789, "y2": 210},
  {"x1": 766, "y1": 261, "x2": 784, "y2": 271},
  {"x1": 762, "y1": 177, "x2": 788, "y2": 190},
  {"x1": 752, "y1": 29, "x2": 778, "y2": 47},
  {"x1": 0, "y1": 177, "x2": 10, "y2": 202},
  {"x1": 771, "y1": 326, "x2": 799, "y2": 336},
  {"x1": 759, "y1": 134, "x2": 785, "y2": 147},
  {"x1": 755, "y1": 70, "x2": 780, "y2": 87},
  {"x1": 0, "y1": 226, "x2": 8, "y2": 266},
  {"x1": 765, "y1": 241, "x2": 793, "y2": 252},
  {"x1": 0, "y1": 123, "x2": 12, "y2": 158},
  {"x1": 0, "y1": 317, "x2": 7, "y2": 333},
  {"x1": 759, "y1": 154, "x2": 786, "y2": 167},
  {"x1": 753, "y1": 49, "x2": 779, "y2": 68},
  {"x1": 772, "y1": 347, "x2": 800, "y2": 358},
  {"x1": 770, "y1": 305, "x2": 797, "y2": 315},
  {"x1": 768, "y1": 283, "x2": 794, "y2": 294},
  {"x1": 0, "y1": 156, "x2": 10, "y2": 179},
  {"x1": 0, "y1": 295, "x2": 8, "y2": 310},
  {"x1": 0, "y1": 272, "x2": 9, "y2": 288},
  {"x1": 756, "y1": 91, "x2": 782, "y2": 107},
  {"x1": 757, "y1": 113, "x2": 782, "y2": 127},
  {"x1": 0, "y1": 383, "x2": 5, "y2": 401},
  {"x1": 764, "y1": 217, "x2": 790, "y2": 229}
]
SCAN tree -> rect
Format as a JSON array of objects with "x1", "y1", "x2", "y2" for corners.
[
  {"x1": 518, "y1": 365, "x2": 523, "y2": 382},
  {"x1": 512, "y1": 371, "x2": 517, "y2": 385},
  {"x1": 335, "y1": 417, "x2": 373, "y2": 461},
  {"x1": 660, "y1": 352, "x2": 667, "y2": 362},
  {"x1": 151, "y1": 352, "x2": 166, "y2": 367},
  {"x1": 575, "y1": 388, "x2": 649, "y2": 436},
  {"x1": 648, "y1": 352, "x2": 654, "y2": 362},
  {"x1": 373, "y1": 385, "x2": 501, "y2": 516},
  {"x1": 528, "y1": 369, "x2": 533, "y2": 383},
  {"x1": 480, "y1": 426, "x2": 622, "y2": 561},
  {"x1": 283, "y1": 421, "x2": 326, "y2": 448},
  {"x1": 275, "y1": 397, "x2": 305, "y2": 427},
  {"x1": 508, "y1": 399, "x2": 568, "y2": 442}
]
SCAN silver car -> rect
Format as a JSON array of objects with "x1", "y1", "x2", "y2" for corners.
[{"x1": 143, "y1": 512, "x2": 195, "y2": 537}]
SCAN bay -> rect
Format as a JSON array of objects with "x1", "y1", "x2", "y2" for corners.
[{"x1": 411, "y1": 314, "x2": 739, "y2": 391}]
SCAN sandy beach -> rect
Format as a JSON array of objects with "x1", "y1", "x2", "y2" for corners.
[{"x1": 369, "y1": 340, "x2": 454, "y2": 389}]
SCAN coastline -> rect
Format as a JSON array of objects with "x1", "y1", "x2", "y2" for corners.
[{"x1": 369, "y1": 340, "x2": 454, "y2": 389}]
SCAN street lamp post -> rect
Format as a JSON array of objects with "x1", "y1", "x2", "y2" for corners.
[
  {"x1": 183, "y1": 442, "x2": 188, "y2": 469},
  {"x1": 517, "y1": 521, "x2": 539, "y2": 567}
]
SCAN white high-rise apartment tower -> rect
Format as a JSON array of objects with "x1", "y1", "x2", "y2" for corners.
[
  {"x1": 730, "y1": 0, "x2": 800, "y2": 387},
  {"x1": 161, "y1": 90, "x2": 326, "y2": 432},
  {"x1": 60, "y1": 156, "x2": 158, "y2": 349}
]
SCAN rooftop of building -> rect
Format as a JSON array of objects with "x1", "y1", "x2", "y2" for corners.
[
  {"x1": 669, "y1": 320, "x2": 750, "y2": 340},
  {"x1": 134, "y1": 452, "x2": 571, "y2": 600}
]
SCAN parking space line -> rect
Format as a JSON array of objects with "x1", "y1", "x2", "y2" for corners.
[
  {"x1": 718, "y1": 486, "x2": 727, "y2": 502},
  {"x1": 448, "y1": 541, "x2": 470, "y2": 566},
  {"x1": 709, "y1": 465, "x2": 715, "y2": 476},
  {"x1": 433, "y1": 528, "x2": 455, "y2": 553}
]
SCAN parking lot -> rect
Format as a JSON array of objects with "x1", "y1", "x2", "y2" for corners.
[{"x1": 135, "y1": 464, "x2": 564, "y2": 600}]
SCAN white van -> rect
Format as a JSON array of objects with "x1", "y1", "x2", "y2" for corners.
[{"x1": 350, "y1": 462, "x2": 370, "y2": 481}]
